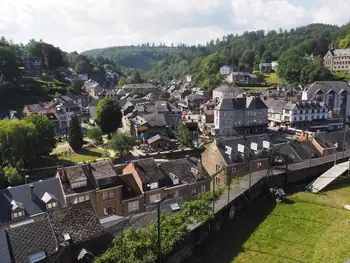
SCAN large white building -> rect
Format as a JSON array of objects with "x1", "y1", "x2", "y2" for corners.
[
  {"x1": 302, "y1": 81, "x2": 350, "y2": 117},
  {"x1": 214, "y1": 97, "x2": 268, "y2": 136},
  {"x1": 220, "y1": 65, "x2": 234, "y2": 75}
]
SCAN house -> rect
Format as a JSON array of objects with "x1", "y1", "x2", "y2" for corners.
[
  {"x1": 226, "y1": 72, "x2": 258, "y2": 84},
  {"x1": 200, "y1": 100, "x2": 216, "y2": 126},
  {"x1": 129, "y1": 114, "x2": 167, "y2": 139},
  {"x1": 155, "y1": 101, "x2": 182, "y2": 130},
  {"x1": 185, "y1": 91, "x2": 211, "y2": 112},
  {"x1": 0, "y1": 178, "x2": 65, "y2": 228},
  {"x1": 4, "y1": 201, "x2": 108, "y2": 263},
  {"x1": 213, "y1": 86, "x2": 244, "y2": 101},
  {"x1": 220, "y1": 65, "x2": 234, "y2": 75},
  {"x1": 56, "y1": 161, "x2": 143, "y2": 217},
  {"x1": 0, "y1": 230, "x2": 11, "y2": 263},
  {"x1": 88, "y1": 98, "x2": 99, "y2": 124},
  {"x1": 185, "y1": 75, "x2": 193, "y2": 83},
  {"x1": 122, "y1": 84, "x2": 159, "y2": 97},
  {"x1": 271, "y1": 61, "x2": 278, "y2": 71},
  {"x1": 78, "y1": 73, "x2": 89, "y2": 81},
  {"x1": 23, "y1": 57, "x2": 42, "y2": 77},
  {"x1": 147, "y1": 135, "x2": 173, "y2": 150},
  {"x1": 323, "y1": 43, "x2": 350, "y2": 72},
  {"x1": 265, "y1": 98, "x2": 335, "y2": 131},
  {"x1": 201, "y1": 135, "x2": 273, "y2": 189},
  {"x1": 302, "y1": 81, "x2": 350, "y2": 117},
  {"x1": 214, "y1": 96, "x2": 268, "y2": 136},
  {"x1": 259, "y1": 63, "x2": 272, "y2": 73},
  {"x1": 123, "y1": 158, "x2": 210, "y2": 206},
  {"x1": 84, "y1": 79, "x2": 104, "y2": 99}
]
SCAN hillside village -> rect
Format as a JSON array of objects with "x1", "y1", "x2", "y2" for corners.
[{"x1": 1, "y1": 22, "x2": 350, "y2": 263}]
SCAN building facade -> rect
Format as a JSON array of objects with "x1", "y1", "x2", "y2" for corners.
[
  {"x1": 323, "y1": 44, "x2": 350, "y2": 72},
  {"x1": 214, "y1": 97, "x2": 268, "y2": 136}
]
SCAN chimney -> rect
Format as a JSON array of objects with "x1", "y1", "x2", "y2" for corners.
[{"x1": 29, "y1": 184, "x2": 35, "y2": 200}]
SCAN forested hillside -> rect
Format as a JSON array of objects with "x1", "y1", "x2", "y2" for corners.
[{"x1": 82, "y1": 23, "x2": 350, "y2": 87}]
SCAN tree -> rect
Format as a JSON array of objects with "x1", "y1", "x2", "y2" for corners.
[
  {"x1": 95, "y1": 97, "x2": 122, "y2": 136},
  {"x1": 130, "y1": 70, "x2": 142, "y2": 83},
  {"x1": 177, "y1": 120, "x2": 193, "y2": 147},
  {"x1": 0, "y1": 46, "x2": 20, "y2": 83},
  {"x1": 300, "y1": 57, "x2": 333, "y2": 84},
  {"x1": 68, "y1": 115, "x2": 84, "y2": 152},
  {"x1": 75, "y1": 60, "x2": 92, "y2": 74},
  {"x1": 339, "y1": 34, "x2": 350, "y2": 49},
  {"x1": 69, "y1": 78, "x2": 84, "y2": 94},
  {"x1": 24, "y1": 115, "x2": 56, "y2": 158},
  {"x1": 107, "y1": 132, "x2": 136, "y2": 157},
  {"x1": 118, "y1": 76, "x2": 128, "y2": 88},
  {"x1": 160, "y1": 90, "x2": 170, "y2": 100},
  {"x1": 3, "y1": 167, "x2": 22, "y2": 186},
  {"x1": 23, "y1": 39, "x2": 43, "y2": 58},
  {"x1": 87, "y1": 127, "x2": 103, "y2": 143}
]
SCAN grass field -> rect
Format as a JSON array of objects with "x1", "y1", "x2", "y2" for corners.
[
  {"x1": 57, "y1": 147, "x2": 107, "y2": 163},
  {"x1": 33, "y1": 76, "x2": 66, "y2": 85},
  {"x1": 264, "y1": 73, "x2": 280, "y2": 84},
  {"x1": 185, "y1": 182, "x2": 350, "y2": 263}
]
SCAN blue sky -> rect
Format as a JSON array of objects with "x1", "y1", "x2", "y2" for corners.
[{"x1": 0, "y1": 0, "x2": 348, "y2": 52}]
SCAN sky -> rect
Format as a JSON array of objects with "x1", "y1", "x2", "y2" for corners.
[{"x1": 0, "y1": 0, "x2": 349, "y2": 53}]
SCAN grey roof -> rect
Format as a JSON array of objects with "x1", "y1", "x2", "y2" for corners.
[
  {"x1": 159, "y1": 158, "x2": 210, "y2": 184},
  {"x1": 6, "y1": 218, "x2": 58, "y2": 263},
  {"x1": 0, "y1": 178, "x2": 65, "y2": 225},
  {"x1": 331, "y1": 48, "x2": 350, "y2": 57},
  {"x1": 0, "y1": 230, "x2": 11, "y2": 263},
  {"x1": 90, "y1": 160, "x2": 118, "y2": 180},
  {"x1": 132, "y1": 158, "x2": 168, "y2": 184},
  {"x1": 216, "y1": 97, "x2": 267, "y2": 111},
  {"x1": 123, "y1": 83, "x2": 157, "y2": 90},
  {"x1": 143, "y1": 114, "x2": 167, "y2": 127},
  {"x1": 89, "y1": 98, "x2": 99, "y2": 107},
  {"x1": 147, "y1": 134, "x2": 171, "y2": 144},
  {"x1": 214, "y1": 86, "x2": 243, "y2": 94},
  {"x1": 26, "y1": 103, "x2": 44, "y2": 113},
  {"x1": 264, "y1": 99, "x2": 288, "y2": 113},
  {"x1": 155, "y1": 101, "x2": 169, "y2": 112},
  {"x1": 48, "y1": 201, "x2": 105, "y2": 245},
  {"x1": 306, "y1": 81, "x2": 350, "y2": 97}
]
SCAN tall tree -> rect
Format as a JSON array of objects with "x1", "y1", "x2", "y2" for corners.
[
  {"x1": 24, "y1": 114, "x2": 56, "y2": 158},
  {"x1": 68, "y1": 115, "x2": 84, "y2": 152},
  {"x1": 0, "y1": 46, "x2": 20, "y2": 83},
  {"x1": 107, "y1": 132, "x2": 136, "y2": 157},
  {"x1": 95, "y1": 97, "x2": 122, "y2": 137},
  {"x1": 177, "y1": 120, "x2": 193, "y2": 147},
  {"x1": 339, "y1": 34, "x2": 350, "y2": 49}
]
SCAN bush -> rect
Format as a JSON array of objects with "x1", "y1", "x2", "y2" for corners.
[{"x1": 3, "y1": 167, "x2": 22, "y2": 186}]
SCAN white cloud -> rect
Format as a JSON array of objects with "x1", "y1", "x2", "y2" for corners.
[{"x1": 0, "y1": 0, "x2": 349, "y2": 52}]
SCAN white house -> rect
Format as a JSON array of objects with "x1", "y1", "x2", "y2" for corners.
[
  {"x1": 212, "y1": 86, "x2": 244, "y2": 100},
  {"x1": 220, "y1": 65, "x2": 234, "y2": 75},
  {"x1": 271, "y1": 61, "x2": 278, "y2": 71}
]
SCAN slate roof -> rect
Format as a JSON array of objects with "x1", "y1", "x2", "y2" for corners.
[
  {"x1": 0, "y1": 230, "x2": 11, "y2": 263},
  {"x1": 123, "y1": 83, "x2": 157, "y2": 90},
  {"x1": 132, "y1": 159, "x2": 167, "y2": 184},
  {"x1": 89, "y1": 98, "x2": 99, "y2": 107},
  {"x1": 48, "y1": 201, "x2": 105, "y2": 245},
  {"x1": 213, "y1": 86, "x2": 243, "y2": 94},
  {"x1": 216, "y1": 97, "x2": 267, "y2": 111},
  {"x1": 26, "y1": 103, "x2": 44, "y2": 113},
  {"x1": 306, "y1": 81, "x2": 350, "y2": 97},
  {"x1": 0, "y1": 178, "x2": 65, "y2": 224},
  {"x1": 332, "y1": 48, "x2": 350, "y2": 57},
  {"x1": 143, "y1": 114, "x2": 167, "y2": 127},
  {"x1": 90, "y1": 160, "x2": 118, "y2": 180},
  {"x1": 159, "y1": 158, "x2": 210, "y2": 184},
  {"x1": 147, "y1": 134, "x2": 171, "y2": 144},
  {"x1": 155, "y1": 101, "x2": 169, "y2": 112},
  {"x1": 6, "y1": 218, "x2": 58, "y2": 263}
]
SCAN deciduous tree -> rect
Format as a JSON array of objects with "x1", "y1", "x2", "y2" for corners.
[
  {"x1": 177, "y1": 120, "x2": 193, "y2": 147},
  {"x1": 95, "y1": 97, "x2": 122, "y2": 136},
  {"x1": 3, "y1": 167, "x2": 22, "y2": 186},
  {"x1": 107, "y1": 132, "x2": 136, "y2": 157}
]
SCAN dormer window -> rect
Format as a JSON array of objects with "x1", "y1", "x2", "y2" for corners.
[
  {"x1": 169, "y1": 173, "x2": 179, "y2": 185},
  {"x1": 41, "y1": 192, "x2": 58, "y2": 209},
  {"x1": 150, "y1": 182, "x2": 158, "y2": 189},
  {"x1": 70, "y1": 178, "x2": 87, "y2": 189},
  {"x1": 11, "y1": 200, "x2": 25, "y2": 219}
]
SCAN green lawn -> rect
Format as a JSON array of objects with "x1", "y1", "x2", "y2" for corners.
[
  {"x1": 33, "y1": 76, "x2": 66, "y2": 85},
  {"x1": 186, "y1": 183, "x2": 350, "y2": 263},
  {"x1": 264, "y1": 73, "x2": 280, "y2": 84},
  {"x1": 57, "y1": 147, "x2": 107, "y2": 163}
]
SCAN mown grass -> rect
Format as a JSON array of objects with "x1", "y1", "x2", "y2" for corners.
[
  {"x1": 264, "y1": 73, "x2": 280, "y2": 84},
  {"x1": 33, "y1": 76, "x2": 66, "y2": 85},
  {"x1": 185, "y1": 184, "x2": 350, "y2": 263},
  {"x1": 56, "y1": 147, "x2": 107, "y2": 163}
]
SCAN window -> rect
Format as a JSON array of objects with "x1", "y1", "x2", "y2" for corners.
[
  {"x1": 299, "y1": 110, "x2": 303, "y2": 114},
  {"x1": 216, "y1": 165, "x2": 220, "y2": 172},
  {"x1": 294, "y1": 117, "x2": 297, "y2": 121},
  {"x1": 215, "y1": 177, "x2": 220, "y2": 185},
  {"x1": 47, "y1": 201, "x2": 58, "y2": 209},
  {"x1": 322, "y1": 115, "x2": 325, "y2": 119},
  {"x1": 128, "y1": 201, "x2": 139, "y2": 212},
  {"x1": 299, "y1": 117, "x2": 303, "y2": 121},
  {"x1": 73, "y1": 197, "x2": 78, "y2": 204},
  {"x1": 232, "y1": 167, "x2": 237, "y2": 174},
  {"x1": 305, "y1": 116, "x2": 308, "y2": 121},
  {"x1": 103, "y1": 207, "x2": 114, "y2": 216},
  {"x1": 12, "y1": 210, "x2": 24, "y2": 219},
  {"x1": 257, "y1": 162, "x2": 262, "y2": 168},
  {"x1": 78, "y1": 196, "x2": 85, "y2": 203},
  {"x1": 103, "y1": 191, "x2": 115, "y2": 200},
  {"x1": 85, "y1": 195, "x2": 90, "y2": 201},
  {"x1": 311, "y1": 116, "x2": 314, "y2": 120},
  {"x1": 294, "y1": 110, "x2": 297, "y2": 115},
  {"x1": 323, "y1": 108, "x2": 326, "y2": 113},
  {"x1": 150, "y1": 182, "x2": 159, "y2": 189},
  {"x1": 201, "y1": 185, "x2": 206, "y2": 193},
  {"x1": 191, "y1": 188, "x2": 197, "y2": 195},
  {"x1": 150, "y1": 193, "x2": 161, "y2": 203},
  {"x1": 29, "y1": 251, "x2": 46, "y2": 263}
]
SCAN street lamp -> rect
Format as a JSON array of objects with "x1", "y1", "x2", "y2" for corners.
[{"x1": 343, "y1": 128, "x2": 350, "y2": 158}]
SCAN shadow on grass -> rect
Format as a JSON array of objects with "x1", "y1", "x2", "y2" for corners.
[
  {"x1": 183, "y1": 197, "x2": 276, "y2": 263},
  {"x1": 76, "y1": 148, "x2": 104, "y2": 157}
]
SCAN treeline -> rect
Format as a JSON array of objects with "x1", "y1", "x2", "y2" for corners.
[{"x1": 84, "y1": 23, "x2": 350, "y2": 88}]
